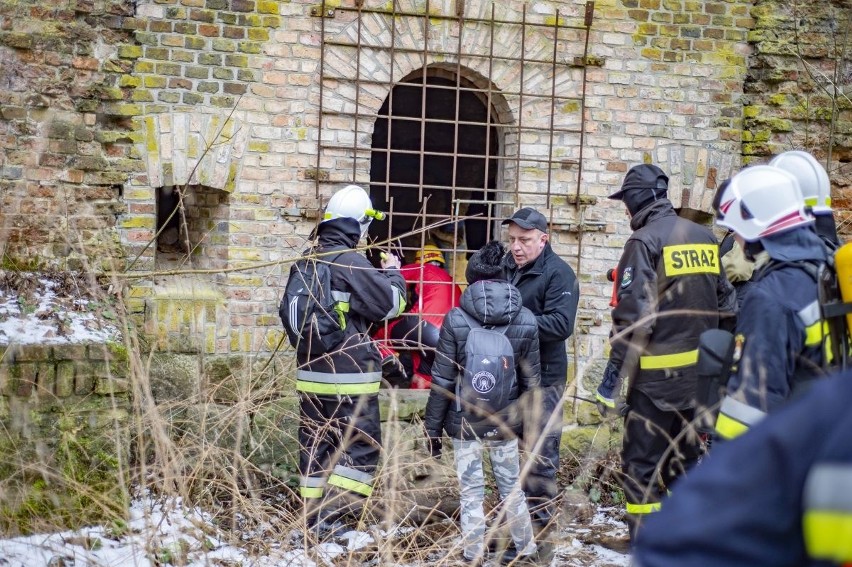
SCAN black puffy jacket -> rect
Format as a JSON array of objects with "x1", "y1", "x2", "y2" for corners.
[
  {"x1": 424, "y1": 279, "x2": 541, "y2": 440},
  {"x1": 504, "y1": 243, "x2": 579, "y2": 388}
]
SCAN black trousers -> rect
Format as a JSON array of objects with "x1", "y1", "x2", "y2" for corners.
[
  {"x1": 620, "y1": 388, "x2": 701, "y2": 539},
  {"x1": 521, "y1": 382, "x2": 565, "y2": 528},
  {"x1": 298, "y1": 392, "x2": 382, "y2": 515}
]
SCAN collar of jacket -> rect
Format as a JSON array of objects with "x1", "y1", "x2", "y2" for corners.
[
  {"x1": 505, "y1": 241, "x2": 554, "y2": 277},
  {"x1": 629, "y1": 199, "x2": 676, "y2": 231},
  {"x1": 759, "y1": 226, "x2": 829, "y2": 264},
  {"x1": 316, "y1": 217, "x2": 360, "y2": 249}
]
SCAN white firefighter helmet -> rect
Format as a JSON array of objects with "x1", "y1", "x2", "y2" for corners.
[
  {"x1": 769, "y1": 150, "x2": 831, "y2": 214},
  {"x1": 322, "y1": 184, "x2": 386, "y2": 238},
  {"x1": 716, "y1": 165, "x2": 813, "y2": 242}
]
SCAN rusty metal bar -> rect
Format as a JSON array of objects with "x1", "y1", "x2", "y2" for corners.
[
  {"x1": 335, "y1": 4, "x2": 589, "y2": 31},
  {"x1": 352, "y1": 2, "x2": 364, "y2": 181},
  {"x1": 575, "y1": 1, "x2": 595, "y2": 211},
  {"x1": 322, "y1": 39, "x2": 583, "y2": 70},
  {"x1": 514, "y1": 5, "x2": 527, "y2": 207},
  {"x1": 545, "y1": 8, "x2": 560, "y2": 209},
  {"x1": 383, "y1": 0, "x2": 399, "y2": 205},
  {"x1": 485, "y1": 2, "x2": 496, "y2": 240},
  {"x1": 314, "y1": 0, "x2": 328, "y2": 200},
  {"x1": 322, "y1": 110, "x2": 583, "y2": 134},
  {"x1": 418, "y1": 0, "x2": 431, "y2": 204}
]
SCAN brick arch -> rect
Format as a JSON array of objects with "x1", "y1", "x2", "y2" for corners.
[
  {"x1": 137, "y1": 111, "x2": 247, "y2": 192},
  {"x1": 312, "y1": 7, "x2": 584, "y2": 191}
]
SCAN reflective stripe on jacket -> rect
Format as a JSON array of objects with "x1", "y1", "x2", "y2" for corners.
[{"x1": 610, "y1": 200, "x2": 736, "y2": 410}]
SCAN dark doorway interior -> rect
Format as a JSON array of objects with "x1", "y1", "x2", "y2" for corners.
[{"x1": 368, "y1": 73, "x2": 500, "y2": 269}]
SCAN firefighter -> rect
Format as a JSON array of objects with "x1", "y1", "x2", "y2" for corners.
[
  {"x1": 712, "y1": 165, "x2": 831, "y2": 441},
  {"x1": 296, "y1": 184, "x2": 408, "y2": 531},
  {"x1": 373, "y1": 244, "x2": 462, "y2": 388},
  {"x1": 770, "y1": 150, "x2": 839, "y2": 248},
  {"x1": 632, "y1": 372, "x2": 852, "y2": 567},
  {"x1": 595, "y1": 164, "x2": 736, "y2": 541}
]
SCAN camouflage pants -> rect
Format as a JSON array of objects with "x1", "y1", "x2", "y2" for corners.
[{"x1": 453, "y1": 438, "x2": 537, "y2": 561}]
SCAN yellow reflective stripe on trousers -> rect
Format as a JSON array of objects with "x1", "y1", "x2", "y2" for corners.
[
  {"x1": 300, "y1": 476, "x2": 325, "y2": 499},
  {"x1": 300, "y1": 486, "x2": 324, "y2": 498},
  {"x1": 639, "y1": 349, "x2": 699, "y2": 370},
  {"x1": 296, "y1": 370, "x2": 381, "y2": 395},
  {"x1": 803, "y1": 464, "x2": 852, "y2": 563},
  {"x1": 626, "y1": 502, "x2": 662, "y2": 515},
  {"x1": 328, "y1": 465, "x2": 373, "y2": 497}
]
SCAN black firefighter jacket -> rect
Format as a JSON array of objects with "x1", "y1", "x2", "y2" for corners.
[
  {"x1": 424, "y1": 279, "x2": 541, "y2": 440},
  {"x1": 294, "y1": 218, "x2": 407, "y2": 396},
  {"x1": 504, "y1": 243, "x2": 579, "y2": 388},
  {"x1": 611, "y1": 199, "x2": 737, "y2": 411},
  {"x1": 715, "y1": 227, "x2": 831, "y2": 440}
]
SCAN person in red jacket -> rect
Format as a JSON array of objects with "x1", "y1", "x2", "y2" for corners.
[{"x1": 374, "y1": 245, "x2": 463, "y2": 388}]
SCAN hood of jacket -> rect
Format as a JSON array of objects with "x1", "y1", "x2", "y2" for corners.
[
  {"x1": 460, "y1": 279, "x2": 522, "y2": 326},
  {"x1": 316, "y1": 217, "x2": 361, "y2": 249},
  {"x1": 629, "y1": 199, "x2": 677, "y2": 231},
  {"x1": 760, "y1": 226, "x2": 829, "y2": 263}
]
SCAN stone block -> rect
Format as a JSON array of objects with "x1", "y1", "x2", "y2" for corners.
[
  {"x1": 378, "y1": 389, "x2": 429, "y2": 422},
  {"x1": 52, "y1": 344, "x2": 87, "y2": 361},
  {"x1": 36, "y1": 363, "x2": 56, "y2": 399},
  {"x1": 55, "y1": 361, "x2": 75, "y2": 398},
  {"x1": 248, "y1": 396, "x2": 300, "y2": 471},
  {"x1": 75, "y1": 362, "x2": 96, "y2": 395},
  {"x1": 148, "y1": 353, "x2": 201, "y2": 403}
]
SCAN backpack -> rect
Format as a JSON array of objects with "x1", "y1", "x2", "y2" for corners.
[
  {"x1": 455, "y1": 310, "x2": 517, "y2": 435},
  {"x1": 280, "y1": 249, "x2": 346, "y2": 356}
]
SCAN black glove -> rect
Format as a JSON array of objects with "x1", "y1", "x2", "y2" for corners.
[
  {"x1": 596, "y1": 360, "x2": 625, "y2": 417},
  {"x1": 381, "y1": 352, "x2": 408, "y2": 381},
  {"x1": 427, "y1": 435, "x2": 442, "y2": 460}
]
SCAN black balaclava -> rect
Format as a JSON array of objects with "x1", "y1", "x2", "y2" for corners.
[{"x1": 609, "y1": 164, "x2": 670, "y2": 216}]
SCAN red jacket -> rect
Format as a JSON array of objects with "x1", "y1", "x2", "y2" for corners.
[{"x1": 399, "y1": 262, "x2": 462, "y2": 327}]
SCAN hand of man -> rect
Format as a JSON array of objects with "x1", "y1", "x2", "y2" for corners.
[
  {"x1": 380, "y1": 252, "x2": 401, "y2": 270},
  {"x1": 596, "y1": 360, "x2": 625, "y2": 417},
  {"x1": 380, "y1": 352, "x2": 407, "y2": 380}
]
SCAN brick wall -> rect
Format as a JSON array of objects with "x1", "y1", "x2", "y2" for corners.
[
  {"x1": 0, "y1": 0, "x2": 140, "y2": 272},
  {"x1": 0, "y1": 342, "x2": 130, "y2": 533},
  {"x1": 742, "y1": 0, "x2": 852, "y2": 237},
  {"x1": 0, "y1": 0, "x2": 773, "y2": 379}
]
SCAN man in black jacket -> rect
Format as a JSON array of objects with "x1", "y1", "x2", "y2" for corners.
[
  {"x1": 597, "y1": 164, "x2": 736, "y2": 542},
  {"x1": 502, "y1": 207, "x2": 580, "y2": 535}
]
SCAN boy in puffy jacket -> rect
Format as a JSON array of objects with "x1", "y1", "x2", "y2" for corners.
[{"x1": 424, "y1": 241, "x2": 542, "y2": 565}]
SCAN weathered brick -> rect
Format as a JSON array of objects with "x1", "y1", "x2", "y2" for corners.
[
  {"x1": 232, "y1": 0, "x2": 255, "y2": 12},
  {"x1": 183, "y1": 92, "x2": 205, "y2": 105},
  {"x1": 55, "y1": 361, "x2": 75, "y2": 397},
  {"x1": 223, "y1": 26, "x2": 245, "y2": 39},
  {"x1": 36, "y1": 363, "x2": 56, "y2": 399},
  {"x1": 185, "y1": 65, "x2": 210, "y2": 79},
  {"x1": 198, "y1": 81, "x2": 220, "y2": 93},
  {"x1": 189, "y1": 8, "x2": 217, "y2": 23},
  {"x1": 198, "y1": 53, "x2": 222, "y2": 65},
  {"x1": 184, "y1": 36, "x2": 206, "y2": 50},
  {"x1": 223, "y1": 82, "x2": 247, "y2": 95}
]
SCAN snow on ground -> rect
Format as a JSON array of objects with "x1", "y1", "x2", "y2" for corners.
[
  {"x1": 0, "y1": 276, "x2": 120, "y2": 345},
  {"x1": 0, "y1": 492, "x2": 631, "y2": 567}
]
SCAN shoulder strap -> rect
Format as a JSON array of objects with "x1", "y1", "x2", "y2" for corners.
[{"x1": 757, "y1": 259, "x2": 822, "y2": 283}]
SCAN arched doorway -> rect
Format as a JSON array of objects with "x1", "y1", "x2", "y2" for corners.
[{"x1": 367, "y1": 69, "x2": 502, "y2": 285}]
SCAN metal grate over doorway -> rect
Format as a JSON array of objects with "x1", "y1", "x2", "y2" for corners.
[
  {"x1": 311, "y1": 1, "x2": 594, "y2": 380},
  {"x1": 313, "y1": 0, "x2": 595, "y2": 264}
]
